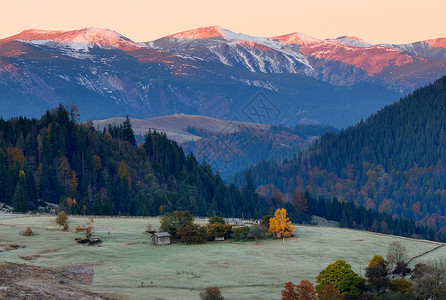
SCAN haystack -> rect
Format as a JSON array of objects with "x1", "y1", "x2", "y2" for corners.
[{"x1": 24, "y1": 227, "x2": 33, "y2": 236}]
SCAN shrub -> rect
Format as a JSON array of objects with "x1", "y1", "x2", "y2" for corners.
[
  {"x1": 200, "y1": 286, "x2": 224, "y2": 300},
  {"x1": 56, "y1": 211, "x2": 69, "y2": 231}
]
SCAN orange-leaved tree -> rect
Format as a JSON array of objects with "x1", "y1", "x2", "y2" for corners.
[
  {"x1": 269, "y1": 208, "x2": 295, "y2": 243},
  {"x1": 75, "y1": 217, "x2": 94, "y2": 239},
  {"x1": 281, "y1": 281, "x2": 297, "y2": 300}
]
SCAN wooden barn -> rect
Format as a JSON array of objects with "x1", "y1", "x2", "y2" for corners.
[{"x1": 152, "y1": 232, "x2": 171, "y2": 245}]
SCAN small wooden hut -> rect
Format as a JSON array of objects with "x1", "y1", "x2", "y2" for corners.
[
  {"x1": 24, "y1": 227, "x2": 33, "y2": 236},
  {"x1": 152, "y1": 232, "x2": 171, "y2": 245}
]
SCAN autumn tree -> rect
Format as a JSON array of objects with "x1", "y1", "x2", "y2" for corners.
[
  {"x1": 317, "y1": 284, "x2": 342, "y2": 300},
  {"x1": 389, "y1": 278, "x2": 414, "y2": 298},
  {"x1": 282, "y1": 281, "x2": 297, "y2": 300},
  {"x1": 316, "y1": 260, "x2": 361, "y2": 297},
  {"x1": 56, "y1": 211, "x2": 69, "y2": 231},
  {"x1": 269, "y1": 208, "x2": 295, "y2": 242},
  {"x1": 199, "y1": 286, "x2": 224, "y2": 300},
  {"x1": 58, "y1": 157, "x2": 78, "y2": 197},
  {"x1": 365, "y1": 255, "x2": 390, "y2": 296},
  {"x1": 292, "y1": 190, "x2": 308, "y2": 214},
  {"x1": 117, "y1": 161, "x2": 131, "y2": 190},
  {"x1": 75, "y1": 217, "x2": 94, "y2": 239},
  {"x1": 296, "y1": 280, "x2": 317, "y2": 300}
]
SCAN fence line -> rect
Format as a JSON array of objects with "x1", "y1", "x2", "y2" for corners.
[
  {"x1": 89, "y1": 282, "x2": 284, "y2": 291},
  {"x1": 0, "y1": 212, "x2": 261, "y2": 223},
  {"x1": 407, "y1": 244, "x2": 445, "y2": 264}
]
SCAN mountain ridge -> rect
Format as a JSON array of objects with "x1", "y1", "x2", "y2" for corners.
[{"x1": 0, "y1": 26, "x2": 445, "y2": 129}]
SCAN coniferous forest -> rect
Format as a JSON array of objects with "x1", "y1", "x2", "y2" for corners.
[
  {"x1": 0, "y1": 105, "x2": 274, "y2": 218},
  {"x1": 233, "y1": 76, "x2": 446, "y2": 232}
]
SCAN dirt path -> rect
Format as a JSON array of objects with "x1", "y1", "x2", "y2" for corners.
[{"x1": 0, "y1": 262, "x2": 111, "y2": 299}]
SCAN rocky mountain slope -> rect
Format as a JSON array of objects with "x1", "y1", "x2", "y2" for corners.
[{"x1": 0, "y1": 27, "x2": 444, "y2": 128}]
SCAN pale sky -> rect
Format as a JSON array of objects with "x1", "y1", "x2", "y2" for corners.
[{"x1": 1, "y1": 0, "x2": 445, "y2": 44}]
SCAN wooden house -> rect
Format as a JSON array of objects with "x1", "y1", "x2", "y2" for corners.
[
  {"x1": 225, "y1": 218, "x2": 245, "y2": 228},
  {"x1": 152, "y1": 232, "x2": 171, "y2": 245}
]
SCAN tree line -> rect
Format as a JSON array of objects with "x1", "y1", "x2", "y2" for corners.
[{"x1": 0, "y1": 105, "x2": 279, "y2": 218}]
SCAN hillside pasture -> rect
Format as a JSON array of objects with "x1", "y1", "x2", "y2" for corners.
[{"x1": 0, "y1": 215, "x2": 444, "y2": 299}]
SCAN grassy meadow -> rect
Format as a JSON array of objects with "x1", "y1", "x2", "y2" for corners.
[{"x1": 0, "y1": 214, "x2": 444, "y2": 299}]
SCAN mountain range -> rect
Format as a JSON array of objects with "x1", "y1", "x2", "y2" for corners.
[{"x1": 0, "y1": 26, "x2": 445, "y2": 128}]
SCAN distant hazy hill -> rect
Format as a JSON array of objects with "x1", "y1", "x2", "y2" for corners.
[
  {"x1": 235, "y1": 76, "x2": 446, "y2": 230},
  {"x1": 93, "y1": 114, "x2": 337, "y2": 177},
  {"x1": 92, "y1": 114, "x2": 269, "y2": 143}
]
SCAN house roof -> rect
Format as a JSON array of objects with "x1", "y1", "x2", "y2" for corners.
[
  {"x1": 225, "y1": 218, "x2": 245, "y2": 226},
  {"x1": 153, "y1": 232, "x2": 171, "y2": 237}
]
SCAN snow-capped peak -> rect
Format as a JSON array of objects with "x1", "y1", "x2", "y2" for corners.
[
  {"x1": 271, "y1": 32, "x2": 322, "y2": 45},
  {"x1": 329, "y1": 36, "x2": 374, "y2": 48},
  {"x1": 424, "y1": 37, "x2": 446, "y2": 49},
  {"x1": 3, "y1": 28, "x2": 143, "y2": 51},
  {"x1": 167, "y1": 26, "x2": 226, "y2": 39}
]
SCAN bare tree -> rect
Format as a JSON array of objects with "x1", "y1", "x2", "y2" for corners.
[{"x1": 386, "y1": 241, "x2": 407, "y2": 269}]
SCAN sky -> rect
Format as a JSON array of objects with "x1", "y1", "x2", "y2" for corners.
[{"x1": 1, "y1": 0, "x2": 445, "y2": 44}]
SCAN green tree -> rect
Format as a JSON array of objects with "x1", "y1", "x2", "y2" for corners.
[
  {"x1": 176, "y1": 222, "x2": 205, "y2": 244},
  {"x1": 122, "y1": 115, "x2": 136, "y2": 145},
  {"x1": 160, "y1": 210, "x2": 194, "y2": 237},
  {"x1": 12, "y1": 170, "x2": 28, "y2": 213},
  {"x1": 316, "y1": 260, "x2": 361, "y2": 297},
  {"x1": 206, "y1": 222, "x2": 231, "y2": 240},
  {"x1": 208, "y1": 216, "x2": 225, "y2": 225},
  {"x1": 249, "y1": 224, "x2": 267, "y2": 242}
]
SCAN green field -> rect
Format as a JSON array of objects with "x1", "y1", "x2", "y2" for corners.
[{"x1": 0, "y1": 214, "x2": 444, "y2": 299}]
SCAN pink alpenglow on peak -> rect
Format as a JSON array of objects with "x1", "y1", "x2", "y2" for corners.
[
  {"x1": 424, "y1": 38, "x2": 446, "y2": 49},
  {"x1": 339, "y1": 36, "x2": 368, "y2": 43},
  {"x1": 2, "y1": 28, "x2": 143, "y2": 51},
  {"x1": 167, "y1": 26, "x2": 226, "y2": 39},
  {"x1": 271, "y1": 32, "x2": 322, "y2": 45}
]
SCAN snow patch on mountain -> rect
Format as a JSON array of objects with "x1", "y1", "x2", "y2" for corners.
[
  {"x1": 330, "y1": 36, "x2": 373, "y2": 48},
  {"x1": 3, "y1": 28, "x2": 144, "y2": 51}
]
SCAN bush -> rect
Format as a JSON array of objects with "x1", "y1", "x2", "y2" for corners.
[
  {"x1": 56, "y1": 211, "x2": 69, "y2": 230},
  {"x1": 200, "y1": 286, "x2": 224, "y2": 300},
  {"x1": 390, "y1": 278, "x2": 414, "y2": 297}
]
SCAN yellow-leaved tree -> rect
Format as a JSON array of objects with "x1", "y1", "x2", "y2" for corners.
[{"x1": 268, "y1": 208, "x2": 295, "y2": 243}]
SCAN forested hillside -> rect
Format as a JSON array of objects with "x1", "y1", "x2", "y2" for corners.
[
  {"x1": 0, "y1": 105, "x2": 276, "y2": 218},
  {"x1": 234, "y1": 76, "x2": 446, "y2": 230},
  {"x1": 182, "y1": 124, "x2": 337, "y2": 177}
]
